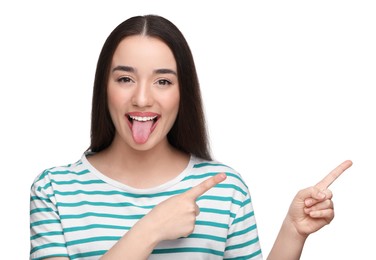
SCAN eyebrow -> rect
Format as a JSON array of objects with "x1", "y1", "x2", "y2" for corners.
[
  {"x1": 154, "y1": 68, "x2": 177, "y2": 76},
  {"x1": 112, "y1": 65, "x2": 177, "y2": 75},
  {"x1": 112, "y1": 65, "x2": 135, "y2": 73}
]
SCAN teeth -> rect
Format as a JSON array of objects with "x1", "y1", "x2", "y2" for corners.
[{"x1": 129, "y1": 115, "x2": 157, "y2": 122}]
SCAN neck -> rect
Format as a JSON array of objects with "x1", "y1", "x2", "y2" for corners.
[
  {"x1": 106, "y1": 135, "x2": 178, "y2": 167},
  {"x1": 89, "y1": 135, "x2": 189, "y2": 188}
]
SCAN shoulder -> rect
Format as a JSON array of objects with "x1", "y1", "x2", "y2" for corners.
[
  {"x1": 31, "y1": 156, "x2": 87, "y2": 191},
  {"x1": 191, "y1": 156, "x2": 247, "y2": 184},
  {"x1": 190, "y1": 156, "x2": 249, "y2": 197}
]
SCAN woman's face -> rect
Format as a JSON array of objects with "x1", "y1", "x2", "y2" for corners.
[{"x1": 107, "y1": 35, "x2": 180, "y2": 151}]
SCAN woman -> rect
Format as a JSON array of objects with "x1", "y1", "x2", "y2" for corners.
[{"x1": 30, "y1": 15, "x2": 352, "y2": 260}]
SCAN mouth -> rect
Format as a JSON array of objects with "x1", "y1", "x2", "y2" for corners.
[
  {"x1": 127, "y1": 114, "x2": 159, "y2": 126},
  {"x1": 126, "y1": 112, "x2": 160, "y2": 144}
]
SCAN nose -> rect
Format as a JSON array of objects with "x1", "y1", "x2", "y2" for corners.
[{"x1": 131, "y1": 82, "x2": 154, "y2": 108}]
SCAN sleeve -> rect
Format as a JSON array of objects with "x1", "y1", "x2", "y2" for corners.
[
  {"x1": 30, "y1": 171, "x2": 69, "y2": 260},
  {"x1": 223, "y1": 192, "x2": 263, "y2": 260}
]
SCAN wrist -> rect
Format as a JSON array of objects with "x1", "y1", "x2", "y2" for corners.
[
  {"x1": 134, "y1": 215, "x2": 161, "y2": 249},
  {"x1": 100, "y1": 217, "x2": 159, "y2": 260},
  {"x1": 282, "y1": 217, "x2": 308, "y2": 242},
  {"x1": 267, "y1": 218, "x2": 308, "y2": 260}
]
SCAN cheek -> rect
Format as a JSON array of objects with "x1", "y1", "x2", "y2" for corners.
[
  {"x1": 107, "y1": 86, "x2": 128, "y2": 113},
  {"x1": 167, "y1": 91, "x2": 180, "y2": 117}
]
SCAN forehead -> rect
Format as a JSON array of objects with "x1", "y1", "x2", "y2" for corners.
[{"x1": 112, "y1": 35, "x2": 177, "y2": 70}]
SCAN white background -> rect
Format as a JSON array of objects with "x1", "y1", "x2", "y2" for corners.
[{"x1": 1, "y1": 0, "x2": 375, "y2": 259}]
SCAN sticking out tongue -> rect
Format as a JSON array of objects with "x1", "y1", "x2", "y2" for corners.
[{"x1": 132, "y1": 120, "x2": 154, "y2": 144}]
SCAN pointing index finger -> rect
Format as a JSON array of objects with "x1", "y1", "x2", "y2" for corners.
[
  {"x1": 315, "y1": 160, "x2": 353, "y2": 190},
  {"x1": 185, "y1": 173, "x2": 227, "y2": 199}
]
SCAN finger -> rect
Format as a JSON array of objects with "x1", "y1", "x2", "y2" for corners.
[
  {"x1": 308, "y1": 208, "x2": 334, "y2": 222},
  {"x1": 304, "y1": 200, "x2": 333, "y2": 214},
  {"x1": 315, "y1": 160, "x2": 353, "y2": 190},
  {"x1": 305, "y1": 189, "x2": 333, "y2": 207},
  {"x1": 185, "y1": 173, "x2": 227, "y2": 199}
]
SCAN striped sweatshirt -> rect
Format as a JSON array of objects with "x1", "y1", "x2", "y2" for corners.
[{"x1": 30, "y1": 153, "x2": 263, "y2": 259}]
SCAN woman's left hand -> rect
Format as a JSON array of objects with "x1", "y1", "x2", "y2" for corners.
[{"x1": 286, "y1": 160, "x2": 353, "y2": 237}]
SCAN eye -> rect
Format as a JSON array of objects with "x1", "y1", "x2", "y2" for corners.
[
  {"x1": 156, "y1": 79, "x2": 172, "y2": 86},
  {"x1": 117, "y1": 76, "x2": 133, "y2": 83}
]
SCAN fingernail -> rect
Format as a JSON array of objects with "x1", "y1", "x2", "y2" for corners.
[
  {"x1": 305, "y1": 198, "x2": 313, "y2": 207},
  {"x1": 318, "y1": 191, "x2": 326, "y2": 199},
  {"x1": 218, "y1": 173, "x2": 226, "y2": 180}
]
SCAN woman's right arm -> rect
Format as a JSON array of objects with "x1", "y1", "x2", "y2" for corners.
[
  {"x1": 42, "y1": 193, "x2": 195, "y2": 260},
  {"x1": 99, "y1": 214, "x2": 160, "y2": 259},
  {"x1": 41, "y1": 174, "x2": 224, "y2": 260},
  {"x1": 44, "y1": 219, "x2": 157, "y2": 260},
  {"x1": 43, "y1": 220, "x2": 157, "y2": 260}
]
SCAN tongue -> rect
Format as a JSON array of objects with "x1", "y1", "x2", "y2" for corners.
[{"x1": 132, "y1": 120, "x2": 154, "y2": 144}]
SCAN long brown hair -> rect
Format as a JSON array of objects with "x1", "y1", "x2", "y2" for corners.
[{"x1": 89, "y1": 15, "x2": 211, "y2": 160}]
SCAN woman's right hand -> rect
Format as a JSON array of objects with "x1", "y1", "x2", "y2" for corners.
[{"x1": 140, "y1": 172, "x2": 227, "y2": 242}]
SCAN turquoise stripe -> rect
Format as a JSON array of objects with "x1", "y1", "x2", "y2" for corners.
[
  {"x1": 31, "y1": 253, "x2": 69, "y2": 260},
  {"x1": 30, "y1": 207, "x2": 55, "y2": 215},
  {"x1": 182, "y1": 172, "x2": 247, "y2": 187},
  {"x1": 200, "y1": 208, "x2": 235, "y2": 218},
  {"x1": 36, "y1": 169, "x2": 53, "y2": 182},
  {"x1": 38, "y1": 179, "x2": 106, "y2": 191},
  {"x1": 66, "y1": 236, "x2": 120, "y2": 246},
  {"x1": 197, "y1": 195, "x2": 243, "y2": 206},
  {"x1": 51, "y1": 179, "x2": 105, "y2": 185},
  {"x1": 50, "y1": 169, "x2": 90, "y2": 175},
  {"x1": 224, "y1": 249, "x2": 262, "y2": 259},
  {"x1": 71, "y1": 250, "x2": 107, "y2": 259},
  {"x1": 40, "y1": 182, "x2": 52, "y2": 191},
  {"x1": 54, "y1": 188, "x2": 188, "y2": 198},
  {"x1": 30, "y1": 231, "x2": 64, "y2": 240},
  {"x1": 36, "y1": 168, "x2": 90, "y2": 182},
  {"x1": 216, "y1": 184, "x2": 247, "y2": 196},
  {"x1": 46, "y1": 193, "x2": 55, "y2": 200},
  {"x1": 225, "y1": 236, "x2": 259, "y2": 251},
  {"x1": 242, "y1": 198, "x2": 251, "y2": 207},
  {"x1": 196, "y1": 220, "x2": 229, "y2": 229},
  {"x1": 188, "y1": 233, "x2": 226, "y2": 242},
  {"x1": 56, "y1": 200, "x2": 154, "y2": 209},
  {"x1": 30, "y1": 219, "x2": 61, "y2": 227},
  {"x1": 227, "y1": 224, "x2": 257, "y2": 239},
  {"x1": 35, "y1": 198, "x2": 240, "y2": 219},
  {"x1": 152, "y1": 247, "x2": 224, "y2": 256},
  {"x1": 30, "y1": 196, "x2": 51, "y2": 203},
  {"x1": 64, "y1": 224, "x2": 130, "y2": 233},
  {"x1": 30, "y1": 242, "x2": 66, "y2": 254},
  {"x1": 182, "y1": 172, "x2": 221, "y2": 180},
  {"x1": 232, "y1": 211, "x2": 254, "y2": 225},
  {"x1": 194, "y1": 162, "x2": 231, "y2": 168},
  {"x1": 60, "y1": 212, "x2": 144, "y2": 220}
]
